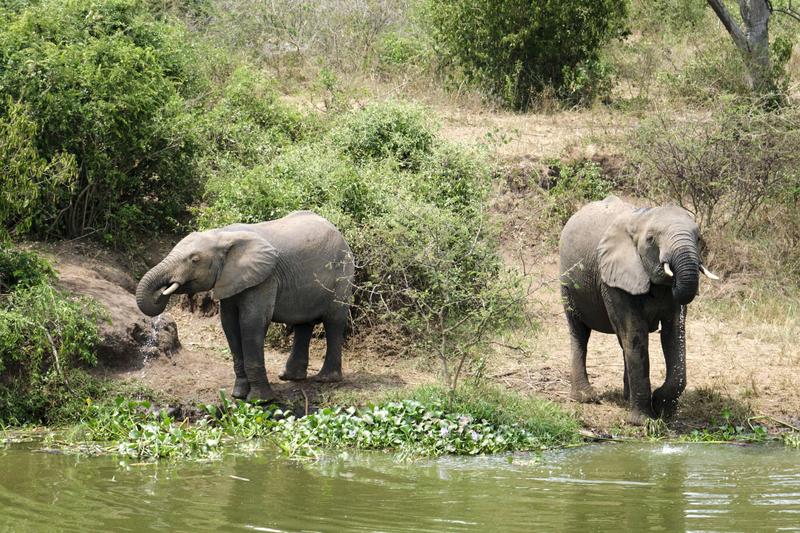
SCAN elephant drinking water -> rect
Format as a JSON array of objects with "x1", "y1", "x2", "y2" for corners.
[
  {"x1": 559, "y1": 196, "x2": 718, "y2": 424},
  {"x1": 136, "y1": 211, "x2": 355, "y2": 403}
]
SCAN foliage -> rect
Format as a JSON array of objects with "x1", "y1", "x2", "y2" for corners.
[
  {"x1": 425, "y1": 0, "x2": 629, "y2": 109},
  {"x1": 0, "y1": 245, "x2": 55, "y2": 294},
  {"x1": 330, "y1": 100, "x2": 435, "y2": 170},
  {"x1": 71, "y1": 386, "x2": 581, "y2": 461},
  {"x1": 0, "y1": 247, "x2": 104, "y2": 424},
  {"x1": 628, "y1": 101, "x2": 800, "y2": 275},
  {"x1": 679, "y1": 408, "x2": 769, "y2": 444},
  {"x1": 199, "y1": 101, "x2": 522, "y2": 373},
  {"x1": 0, "y1": 0, "x2": 207, "y2": 240},
  {"x1": 546, "y1": 159, "x2": 614, "y2": 224}
]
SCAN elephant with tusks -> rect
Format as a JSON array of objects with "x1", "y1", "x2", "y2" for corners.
[
  {"x1": 559, "y1": 196, "x2": 718, "y2": 424},
  {"x1": 136, "y1": 211, "x2": 354, "y2": 403}
]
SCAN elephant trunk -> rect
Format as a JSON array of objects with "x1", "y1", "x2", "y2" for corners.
[
  {"x1": 669, "y1": 241, "x2": 700, "y2": 306},
  {"x1": 136, "y1": 260, "x2": 176, "y2": 317}
]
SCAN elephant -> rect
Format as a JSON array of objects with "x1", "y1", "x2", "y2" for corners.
[
  {"x1": 559, "y1": 196, "x2": 718, "y2": 424},
  {"x1": 136, "y1": 211, "x2": 355, "y2": 402}
]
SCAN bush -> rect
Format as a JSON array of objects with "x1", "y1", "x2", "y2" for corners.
[
  {"x1": 0, "y1": 0, "x2": 207, "y2": 240},
  {"x1": 330, "y1": 100, "x2": 435, "y2": 170},
  {"x1": 426, "y1": 0, "x2": 628, "y2": 109},
  {"x1": 547, "y1": 159, "x2": 615, "y2": 224},
  {"x1": 629, "y1": 102, "x2": 800, "y2": 276},
  {"x1": 199, "y1": 100, "x2": 523, "y2": 371},
  {"x1": 0, "y1": 247, "x2": 103, "y2": 424}
]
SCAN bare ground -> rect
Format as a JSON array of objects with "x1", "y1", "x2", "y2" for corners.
[{"x1": 106, "y1": 107, "x2": 799, "y2": 434}]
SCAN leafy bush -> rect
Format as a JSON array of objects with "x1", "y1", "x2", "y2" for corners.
[
  {"x1": 426, "y1": 0, "x2": 628, "y2": 109},
  {"x1": 629, "y1": 102, "x2": 800, "y2": 275},
  {"x1": 0, "y1": 247, "x2": 104, "y2": 424},
  {"x1": 330, "y1": 100, "x2": 435, "y2": 170},
  {"x1": 547, "y1": 160, "x2": 614, "y2": 224},
  {"x1": 199, "y1": 101, "x2": 522, "y2": 371},
  {"x1": 0, "y1": 0, "x2": 207, "y2": 240}
]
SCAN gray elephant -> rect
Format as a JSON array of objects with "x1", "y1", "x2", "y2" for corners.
[
  {"x1": 136, "y1": 211, "x2": 354, "y2": 402},
  {"x1": 559, "y1": 196, "x2": 718, "y2": 424}
]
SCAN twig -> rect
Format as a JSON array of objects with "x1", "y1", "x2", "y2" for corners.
[
  {"x1": 749, "y1": 414, "x2": 800, "y2": 432},
  {"x1": 300, "y1": 387, "x2": 309, "y2": 417},
  {"x1": 44, "y1": 330, "x2": 75, "y2": 396}
]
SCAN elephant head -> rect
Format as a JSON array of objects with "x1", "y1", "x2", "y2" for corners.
[
  {"x1": 597, "y1": 206, "x2": 717, "y2": 305},
  {"x1": 136, "y1": 228, "x2": 279, "y2": 317}
]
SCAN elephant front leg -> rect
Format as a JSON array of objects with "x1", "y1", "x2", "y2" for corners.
[
  {"x1": 279, "y1": 323, "x2": 313, "y2": 381},
  {"x1": 239, "y1": 284, "x2": 277, "y2": 403},
  {"x1": 220, "y1": 300, "x2": 249, "y2": 399},
  {"x1": 653, "y1": 306, "x2": 687, "y2": 418},
  {"x1": 566, "y1": 313, "x2": 596, "y2": 402}
]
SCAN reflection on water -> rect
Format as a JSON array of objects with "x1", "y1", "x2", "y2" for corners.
[{"x1": 0, "y1": 442, "x2": 798, "y2": 532}]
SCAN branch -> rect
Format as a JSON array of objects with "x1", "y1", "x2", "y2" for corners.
[
  {"x1": 769, "y1": 0, "x2": 800, "y2": 23},
  {"x1": 707, "y1": 0, "x2": 749, "y2": 52}
]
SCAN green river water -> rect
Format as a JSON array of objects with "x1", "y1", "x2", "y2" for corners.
[{"x1": 0, "y1": 442, "x2": 798, "y2": 532}]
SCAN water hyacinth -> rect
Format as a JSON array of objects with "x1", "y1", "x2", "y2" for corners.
[{"x1": 70, "y1": 389, "x2": 579, "y2": 462}]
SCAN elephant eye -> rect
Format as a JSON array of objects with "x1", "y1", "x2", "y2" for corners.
[{"x1": 191, "y1": 256, "x2": 200, "y2": 263}]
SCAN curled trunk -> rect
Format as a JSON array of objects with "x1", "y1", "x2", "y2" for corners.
[
  {"x1": 136, "y1": 263, "x2": 173, "y2": 317},
  {"x1": 671, "y1": 245, "x2": 700, "y2": 305}
]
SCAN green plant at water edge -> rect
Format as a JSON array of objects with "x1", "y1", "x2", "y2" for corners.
[
  {"x1": 0, "y1": 247, "x2": 104, "y2": 424},
  {"x1": 680, "y1": 409, "x2": 769, "y2": 444},
  {"x1": 71, "y1": 386, "x2": 581, "y2": 461}
]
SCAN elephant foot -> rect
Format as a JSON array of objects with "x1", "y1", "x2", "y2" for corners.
[
  {"x1": 314, "y1": 370, "x2": 343, "y2": 383},
  {"x1": 652, "y1": 388, "x2": 680, "y2": 419},
  {"x1": 570, "y1": 384, "x2": 599, "y2": 403},
  {"x1": 278, "y1": 369, "x2": 308, "y2": 382},
  {"x1": 626, "y1": 407, "x2": 655, "y2": 426},
  {"x1": 231, "y1": 378, "x2": 250, "y2": 400},
  {"x1": 246, "y1": 383, "x2": 277, "y2": 404}
]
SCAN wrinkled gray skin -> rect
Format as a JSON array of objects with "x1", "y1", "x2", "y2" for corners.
[
  {"x1": 560, "y1": 196, "x2": 715, "y2": 425},
  {"x1": 136, "y1": 211, "x2": 354, "y2": 403}
]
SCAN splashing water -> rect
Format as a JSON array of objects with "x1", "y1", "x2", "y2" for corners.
[{"x1": 140, "y1": 315, "x2": 165, "y2": 366}]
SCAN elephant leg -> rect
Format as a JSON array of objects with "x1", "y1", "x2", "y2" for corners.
[
  {"x1": 619, "y1": 338, "x2": 630, "y2": 402},
  {"x1": 220, "y1": 299, "x2": 249, "y2": 399},
  {"x1": 605, "y1": 288, "x2": 654, "y2": 425},
  {"x1": 653, "y1": 305, "x2": 687, "y2": 418},
  {"x1": 279, "y1": 323, "x2": 313, "y2": 381},
  {"x1": 238, "y1": 283, "x2": 277, "y2": 403},
  {"x1": 316, "y1": 317, "x2": 345, "y2": 382},
  {"x1": 566, "y1": 313, "x2": 596, "y2": 402}
]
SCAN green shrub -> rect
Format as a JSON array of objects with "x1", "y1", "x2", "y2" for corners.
[
  {"x1": 0, "y1": 0, "x2": 207, "y2": 240},
  {"x1": 0, "y1": 255, "x2": 104, "y2": 424},
  {"x1": 426, "y1": 0, "x2": 628, "y2": 109},
  {"x1": 330, "y1": 100, "x2": 435, "y2": 170},
  {"x1": 547, "y1": 160, "x2": 614, "y2": 224},
  {"x1": 0, "y1": 245, "x2": 55, "y2": 294}
]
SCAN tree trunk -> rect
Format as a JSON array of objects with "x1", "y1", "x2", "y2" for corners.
[{"x1": 706, "y1": 0, "x2": 775, "y2": 94}]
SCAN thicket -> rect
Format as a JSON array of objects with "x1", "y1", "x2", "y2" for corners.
[
  {"x1": 198, "y1": 100, "x2": 524, "y2": 385},
  {"x1": 0, "y1": 0, "x2": 207, "y2": 241},
  {"x1": 0, "y1": 246, "x2": 103, "y2": 424},
  {"x1": 425, "y1": 0, "x2": 629, "y2": 109},
  {"x1": 628, "y1": 101, "x2": 800, "y2": 277}
]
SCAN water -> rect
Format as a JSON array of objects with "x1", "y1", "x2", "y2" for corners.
[{"x1": 1, "y1": 442, "x2": 798, "y2": 532}]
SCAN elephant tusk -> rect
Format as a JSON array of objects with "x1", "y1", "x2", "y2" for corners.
[
  {"x1": 700, "y1": 265, "x2": 720, "y2": 280},
  {"x1": 161, "y1": 282, "x2": 180, "y2": 296},
  {"x1": 663, "y1": 263, "x2": 673, "y2": 277}
]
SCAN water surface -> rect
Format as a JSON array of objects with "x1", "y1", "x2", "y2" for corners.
[{"x1": 1, "y1": 442, "x2": 798, "y2": 532}]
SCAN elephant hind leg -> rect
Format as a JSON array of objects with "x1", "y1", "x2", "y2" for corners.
[
  {"x1": 566, "y1": 313, "x2": 597, "y2": 403},
  {"x1": 315, "y1": 317, "x2": 345, "y2": 383},
  {"x1": 279, "y1": 323, "x2": 313, "y2": 381}
]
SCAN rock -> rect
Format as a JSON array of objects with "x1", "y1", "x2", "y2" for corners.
[
  {"x1": 179, "y1": 291, "x2": 219, "y2": 317},
  {"x1": 56, "y1": 262, "x2": 180, "y2": 369}
]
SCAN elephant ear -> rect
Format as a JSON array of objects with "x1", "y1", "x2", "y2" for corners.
[
  {"x1": 597, "y1": 213, "x2": 650, "y2": 295},
  {"x1": 213, "y1": 231, "x2": 279, "y2": 300}
]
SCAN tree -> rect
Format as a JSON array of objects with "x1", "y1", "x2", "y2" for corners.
[{"x1": 706, "y1": 0, "x2": 799, "y2": 97}]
